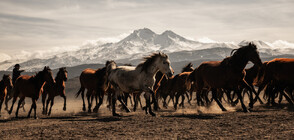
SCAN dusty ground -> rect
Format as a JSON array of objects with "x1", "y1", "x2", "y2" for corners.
[{"x1": 1, "y1": 97, "x2": 294, "y2": 139}]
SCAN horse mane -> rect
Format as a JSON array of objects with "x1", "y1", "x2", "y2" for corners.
[
  {"x1": 181, "y1": 62, "x2": 193, "y2": 73},
  {"x1": 30, "y1": 66, "x2": 52, "y2": 83},
  {"x1": 136, "y1": 52, "x2": 168, "y2": 73},
  {"x1": 222, "y1": 42, "x2": 257, "y2": 65}
]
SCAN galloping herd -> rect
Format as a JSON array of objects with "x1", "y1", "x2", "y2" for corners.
[{"x1": 1, "y1": 42, "x2": 294, "y2": 119}]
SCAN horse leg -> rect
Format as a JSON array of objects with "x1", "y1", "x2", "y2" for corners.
[
  {"x1": 174, "y1": 93, "x2": 180, "y2": 110},
  {"x1": 27, "y1": 98, "x2": 37, "y2": 118},
  {"x1": 180, "y1": 93, "x2": 186, "y2": 107},
  {"x1": 185, "y1": 91, "x2": 192, "y2": 105},
  {"x1": 33, "y1": 99, "x2": 37, "y2": 119},
  {"x1": 118, "y1": 96, "x2": 131, "y2": 113},
  {"x1": 45, "y1": 97, "x2": 50, "y2": 115},
  {"x1": 8, "y1": 96, "x2": 17, "y2": 115},
  {"x1": 42, "y1": 92, "x2": 47, "y2": 115},
  {"x1": 235, "y1": 88, "x2": 249, "y2": 112},
  {"x1": 86, "y1": 90, "x2": 92, "y2": 113},
  {"x1": 62, "y1": 94, "x2": 66, "y2": 111},
  {"x1": 133, "y1": 94, "x2": 138, "y2": 112},
  {"x1": 4, "y1": 94, "x2": 11, "y2": 111},
  {"x1": 129, "y1": 94, "x2": 133, "y2": 107},
  {"x1": 15, "y1": 97, "x2": 25, "y2": 118},
  {"x1": 0, "y1": 99, "x2": 3, "y2": 117},
  {"x1": 81, "y1": 89, "x2": 86, "y2": 111},
  {"x1": 280, "y1": 90, "x2": 294, "y2": 105},
  {"x1": 145, "y1": 92, "x2": 155, "y2": 116},
  {"x1": 93, "y1": 90, "x2": 104, "y2": 113},
  {"x1": 48, "y1": 97, "x2": 54, "y2": 116},
  {"x1": 253, "y1": 84, "x2": 266, "y2": 105},
  {"x1": 112, "y1": 90, "x2": 120, "y2": 116},
  {"x1": 211, "y1": 88, "x2": 227, "y2": 111}
]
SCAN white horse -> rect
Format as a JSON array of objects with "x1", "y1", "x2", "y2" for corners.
[{"x1": 106, "y1": 52, "x2": 174, "y2": 116}]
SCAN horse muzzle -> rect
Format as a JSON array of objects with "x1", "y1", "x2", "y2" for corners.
[{"x1": 166, "y1": 72, "x2": 173, "y2": 78}]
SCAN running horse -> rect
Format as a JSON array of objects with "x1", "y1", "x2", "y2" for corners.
[
  {"x1": 254, "y1": 58, "x2": 294, "y2": 106},
  {"x1": 107, "y1": 52, "x2": 174, "y2": 116},
  {"x1": 0, "y1": 74, "x2": 13, "y2": 117},
  {"x1": 42, "y1": 67, "x2": 68, "y2": 116},
  {"x1": 8, "y1": 66, "x2": 55, "y2": 118},
  {"x1": 76, "y1": 64, "x2": 109, "y2": 113},
  {"x1": 189, "y1": 42, "x2": 262, "y2": 112}
]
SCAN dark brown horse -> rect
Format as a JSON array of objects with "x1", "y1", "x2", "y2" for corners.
[
  {"x1": 42, "y1": 67, "x2": 68, "y2": 116},
  {"x1": 189, "y1": 42, "x2": 262, "y2": 112},
  {"x1": 76, "y1": 64, "x2": 109, "y2": 113},
  {"x1": 0, "y1": 74, "x2": 13, "y2": 117},
  {"x1": 8, "y1": 66, "x2": 55, "y2": 118},
  {"x1": 255, "y1": 58, "x2": 294, "y2": 106}
]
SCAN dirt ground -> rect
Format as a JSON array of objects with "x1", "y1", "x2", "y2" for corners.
[{"x1": 1, "y1": 97, "x2": 294, "y2": 139}]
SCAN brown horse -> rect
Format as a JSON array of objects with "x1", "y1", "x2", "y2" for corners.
[
  {"x1": 8, "y1": 66, "x2": 55, "y2": 118},
  {"x1": 76, "y1": 64, "x2": 109, "y2": 113},
  {"x1": 255, "y1": 58, "x2": 294, "y2": 106},
  {"x1": 0, "y1": 74, "x2": 13, "y2": 117},
  {"x1": 189, "y1": 42, "x2": 262, "y2": 112},
  {"x1": 42, "y1": 67, "x2": 68, "y2": 116}
]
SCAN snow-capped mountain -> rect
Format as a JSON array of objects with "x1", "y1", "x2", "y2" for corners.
[{"x1": 1, "y1": 28, "x2": 294, "y2": 71}]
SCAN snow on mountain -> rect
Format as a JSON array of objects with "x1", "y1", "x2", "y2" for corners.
[{"x1": 2, "y1": 28, "x2": 294, "y2": 71}]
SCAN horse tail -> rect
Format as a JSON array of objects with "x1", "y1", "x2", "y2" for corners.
[{"x1": 76, "y1": 87, "x2": 85, "y2": 98}]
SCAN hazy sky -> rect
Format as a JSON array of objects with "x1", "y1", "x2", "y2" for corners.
[{"x1": 1, "y1": 0, "x2": 294, "y2": 55}]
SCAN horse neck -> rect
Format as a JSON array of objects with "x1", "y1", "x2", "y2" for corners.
[
  {"x1": 32, "y1": 73, "x2": 46, "y2": 90},
  {"x1": 55, "y1": 74, "x2": 64, "y2": 85},
  {"x1": 145, "y1": 63, "x2": 160, "y2": 78},
  {"x1": 229, "y1": 54, "x2": 249, "y2": 72}
]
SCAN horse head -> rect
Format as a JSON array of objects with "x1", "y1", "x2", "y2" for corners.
[
  {"x1": 43, "y1": 66, "x2": 55, "y2": 84},
  {"x1": 155, "y1": 52, "x2": 174, "y2": 78},
  {"x1": 3, "y1": 74, "x2": 13, "y2": 89},
  {"x1": 106, "y1": 60, "x2": 117, "y2": 75},
  {"x1": 58, "y1": 67, "x2": 68, "y2": 82}
]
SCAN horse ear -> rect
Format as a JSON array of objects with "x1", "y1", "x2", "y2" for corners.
[{"x1": 43, "y1": 66, "x2": 47, "y2": 70}]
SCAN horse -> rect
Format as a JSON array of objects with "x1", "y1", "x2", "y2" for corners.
[
  {"x1": 42, "y1": 67, "x2": 68, "y2": 116},
  {"x1": 8, "y1": 66, "x2": 55, "y2": 118},
  {"x1": 106, "y1": 52, "x2": 174, "y2": 116},
  {"x1": 76, "y1": 64, "x2": 109, "y2": 113},
  {"x1": 189, "y1": 42, "x2": 262, "y2": 112},
  {"x1": 0, "y1": 74, "x2": 13, "y2": 117},
  {"x1": 255, "y1": 58, "x2": 294, "y2": 106}
]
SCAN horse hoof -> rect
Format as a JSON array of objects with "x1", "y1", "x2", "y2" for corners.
[
  {"x1": 113, "y1": 113, "x2": 121, "y2": 117},
  {"x1": 222, "y1": 109, "x2": 227, "y2": 111},
  {"x1": 93, "y1": 108, "x2": 98, "y2": 113},
  {"x1": 63, "y1": 107, "x2": 66, "y2": 111},
  {"x1": 243, "y1": 109, "x2": 250, "y2": 113},
  {"x1": 249, "y1": 103, "x2": 254, "y2": 108},
  {"x1": 82, "y1": 107, "x2": 86, "y2": 111},
  {"x1": 150, "y1": 112, "x2": 156, "y2": 116},
  {"x1": 8, "y1": 111, "x2": 12, "y2": 115},
  {"x1": 88, "y1": 110, "x2": 92, "y2": 113}
]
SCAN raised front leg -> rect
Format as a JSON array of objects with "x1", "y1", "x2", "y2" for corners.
[{"x1": 211, "y1": 88, "x2": 227, "y2": 111}]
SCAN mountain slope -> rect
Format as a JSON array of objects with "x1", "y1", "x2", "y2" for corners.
[{"x1": 2, "y1": 28, "x2": 294, "y2": 71}]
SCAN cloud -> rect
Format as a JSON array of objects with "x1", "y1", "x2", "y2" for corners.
[{"x1": 0, "y1": 0, "x2": 294, "y2": 55}]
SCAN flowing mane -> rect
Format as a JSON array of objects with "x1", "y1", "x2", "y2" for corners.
[
  {"x1": 136, "y1": 52, "x2": 168, "y2": 73},
  {"x1": 181, "y1": 62, "x2": 194, "y2": 73},
  {"x1": 221, "y1": 42, "x2": 258, "y2": 66}
]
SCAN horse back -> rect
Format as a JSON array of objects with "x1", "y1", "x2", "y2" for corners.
[
  {"x1": 14, "y1": 75, "x2": 43, "y2": 98},
  {"x1": 80, "y1": 69, "x2": 97, "y2": 90},
  {"x1": 196, "y1": 61, "x2": 244, "y2": 88},
  {"x1": 267, "y1": 58, "x2": 294, "y2": 83}
]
